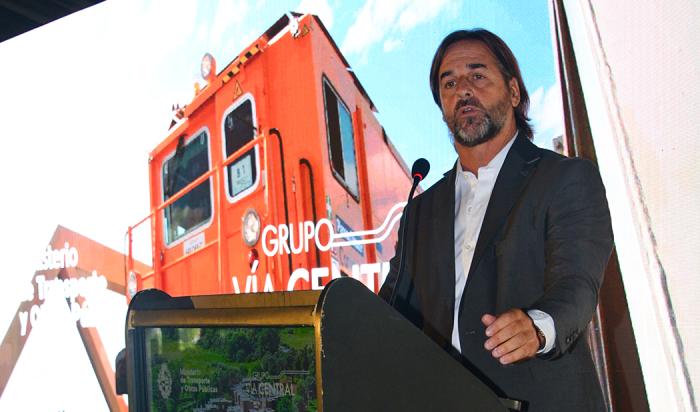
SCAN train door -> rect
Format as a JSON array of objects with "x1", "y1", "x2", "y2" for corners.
[{"x1": 221, "y1": 93, "x2": 266, "y2": 293}]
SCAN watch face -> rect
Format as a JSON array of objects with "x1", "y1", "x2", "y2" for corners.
[{"x1": 535, "y1": 326, "x2": 546, "y2": 350}]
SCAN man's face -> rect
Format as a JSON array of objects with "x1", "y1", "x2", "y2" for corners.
[{"x1": 438, "y1": 40, "x2": 519, "y2": 147}]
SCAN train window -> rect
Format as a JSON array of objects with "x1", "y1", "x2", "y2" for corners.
[
  {"x1": 323, "y1": 78, "x2": 359, "y2": 199},
  {"x1": 162, "y1": 129, "x2": 213, "y2": 245},
  {"x1": 223, "y1": 96, "x2": 259, "y2": 200}
]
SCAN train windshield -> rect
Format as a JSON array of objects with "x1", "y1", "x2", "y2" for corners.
[{"x1": 162, "y1": 130, "x2": 213, "y2": 244}]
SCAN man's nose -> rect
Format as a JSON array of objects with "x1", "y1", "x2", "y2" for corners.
[{"x1": 455, "y1": 78, "x2": 473, "y2": 99}]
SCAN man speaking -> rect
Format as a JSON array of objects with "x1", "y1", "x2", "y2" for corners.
[{"x1": 379, "y1": 29, "x2": 613, "y2": 411}]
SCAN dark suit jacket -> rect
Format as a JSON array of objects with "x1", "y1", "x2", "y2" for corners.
[{"x1": 379, "y1": 133, "x2": 613, "y2": 411}]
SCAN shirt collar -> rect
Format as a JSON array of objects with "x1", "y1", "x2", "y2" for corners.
[{"x1": 456, "y1": 130, "x2": 519, "y2": 178}]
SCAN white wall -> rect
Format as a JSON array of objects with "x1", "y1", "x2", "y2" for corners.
[{"x1": 564, "y1": 1, "x2": 700, "y2": 410}]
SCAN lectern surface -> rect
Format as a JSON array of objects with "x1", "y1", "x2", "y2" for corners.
[{"x1": 317, "y1": 277, "x2": 509, "y2": 411}]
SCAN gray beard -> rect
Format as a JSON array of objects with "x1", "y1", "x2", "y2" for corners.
[
  {"x1": 446, "y1": 96, "x2": 510, "y2": 148},
  {"x1": 450, "y1": 114, "x2": 500, "y2": 147}
]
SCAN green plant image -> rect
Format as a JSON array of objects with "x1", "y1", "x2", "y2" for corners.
[{"x1": 146, "y1": 326, "x2": 317, "y2": 412}]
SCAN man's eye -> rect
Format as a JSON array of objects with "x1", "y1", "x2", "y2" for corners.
[
  {"x1": 444, "y1": 80, "x2": 456, "y2": 89},
  {"x1": 473, "y1": 73, "x2": 485, "y2": 80}
]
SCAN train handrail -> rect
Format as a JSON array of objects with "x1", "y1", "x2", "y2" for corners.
[{"x1": 126, "y1": 132, "x2": 268, "y2": 291}]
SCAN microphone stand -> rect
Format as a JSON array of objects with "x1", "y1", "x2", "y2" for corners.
[{"x1": 389, "y1": 174, "x2": 422, "y2": 309}]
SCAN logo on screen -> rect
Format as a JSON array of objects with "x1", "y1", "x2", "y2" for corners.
[{"x1": 157, "y1": 363, "x2": 172, "y2": 400}]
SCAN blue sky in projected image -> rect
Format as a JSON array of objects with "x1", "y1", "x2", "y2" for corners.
[{"x1": 196, "y1": 0, "x2": 562, "y2": 188}]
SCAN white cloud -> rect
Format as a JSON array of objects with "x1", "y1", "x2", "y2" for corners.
[
  {"x1": 221, "y1": 29, "x2": 258, "y2": 61},
  {"x1": 342, "y1": 0, "x2": 455, "y2": 59},
  {"x1": 110, "y1": 0, "x2": 199, "y2": 63},
  {"x1": 341, "y1": 0, "x2": 398, "y2": 57},
  {"x1": 210, "y1": 0, "x2": 251, "y2": 48},
  {"x1": 530, "y1": 87, "x2": 544, "y2": 112},
  {"x1": 396, "y1": 0, "x2": 451, "y2": 32},
  {"x1": 529, "y1": 83, "x2": 565, "y2": 145},
  {"x1": 383, "y1": 38, "x2": 403, "y2": 52},
  {"x1": 297, "y1": 0, "x2": 334, "y2": 30},
  {"x1": 196, "y1": 23, "x2": 208, "y2": 42}
]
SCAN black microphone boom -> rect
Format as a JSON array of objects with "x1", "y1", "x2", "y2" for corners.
[{"x1": 389, "y1": 158, "x2": 430, "y2": 308}]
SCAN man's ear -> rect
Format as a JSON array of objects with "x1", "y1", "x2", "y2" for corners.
[{"x1": 509, "y1": 78, "x2": 520, "y2": 108}]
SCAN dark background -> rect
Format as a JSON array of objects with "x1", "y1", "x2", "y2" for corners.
[{"x1": 0, "y1": 0, "x2": 104, "y2": 43}]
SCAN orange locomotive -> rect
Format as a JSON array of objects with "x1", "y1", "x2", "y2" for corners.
[{"x1": 125, "y1": 13, "x2": 415, "y2": 301}]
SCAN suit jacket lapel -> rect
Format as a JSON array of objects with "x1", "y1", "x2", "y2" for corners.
[
  {"x1": 433, "y1": 165, "x2": 457, "y2": 317},
  {"x1": 468, "y1": 134, "x2": 541, "y2": 279}
]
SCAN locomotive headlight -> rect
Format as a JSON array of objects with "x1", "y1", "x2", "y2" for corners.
[
  {"x1": 127, "y1": 270, "x2": 138, "y2": 298},
  {"x1": 242, "y1": 209, "x2": 261, "y2": 246},
  {"x1": 200, "y1": 52, "x2": 216, "y2": 82}
]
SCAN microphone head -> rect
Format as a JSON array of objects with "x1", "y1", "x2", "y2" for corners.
[{"x1": 411, "y1": 158, "x2": 430, "y2": 182}]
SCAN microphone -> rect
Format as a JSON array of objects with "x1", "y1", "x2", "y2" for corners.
[
  {"x1": 389, "y1": 158, "x2": 430, "y2": 308},
  {"x1": 411, "y1": 158, "x2": 430, "y2": 183}
]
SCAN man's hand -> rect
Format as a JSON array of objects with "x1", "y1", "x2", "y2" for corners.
[{"x1": 482, "y1": 309, "x2": 540, "y2": 365}]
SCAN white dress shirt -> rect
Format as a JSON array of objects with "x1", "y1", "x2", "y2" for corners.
[{"x1": 451, "y1": 133, "x2": 555, "y2": 354}]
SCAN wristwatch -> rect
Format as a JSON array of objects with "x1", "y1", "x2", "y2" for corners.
[
  {"x1": 526, "y1": 310, "x2": 548, "y2": 352},
  {"x1": 534, "y1": 324, "x2": 546, "y2": 351}
]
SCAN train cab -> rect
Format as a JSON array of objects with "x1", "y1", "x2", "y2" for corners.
[{"x1": 126, "y1": 13, "x2": 416, "y2": 301}]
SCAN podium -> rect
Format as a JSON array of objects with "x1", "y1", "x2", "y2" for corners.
[{"x1": 119, "y1": 278, "x2": 516, "y2": 411}]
